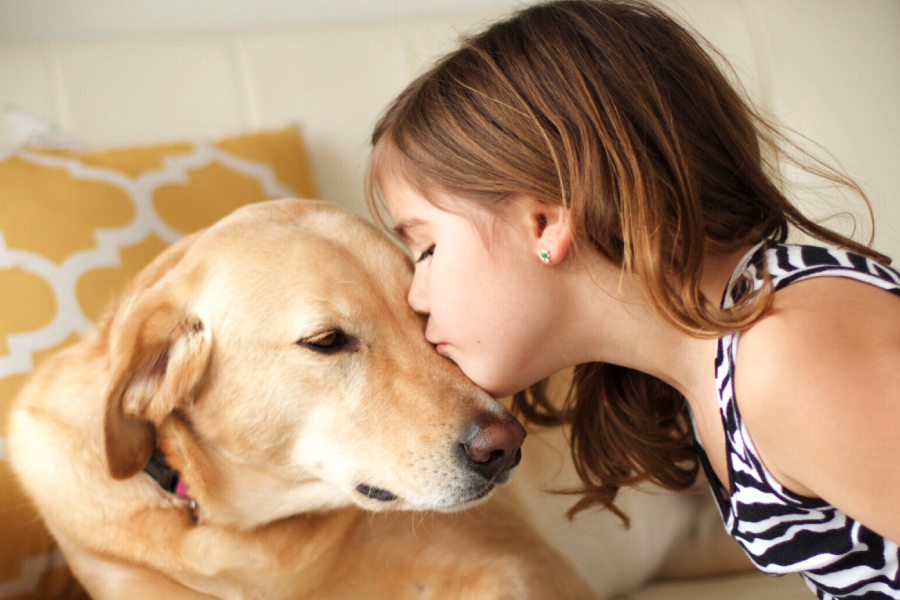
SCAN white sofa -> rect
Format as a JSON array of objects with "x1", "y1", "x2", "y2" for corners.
[
  {"x1": 1, "y1": 1, "x2": 898, "y2": 598},
  {"x1": 2, "y1": 0, "x2": 899, "y2": 261}
]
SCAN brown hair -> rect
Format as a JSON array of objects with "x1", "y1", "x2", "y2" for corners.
[{"x1": 365, "y1": 0, "x2": 890, "y2": 524}]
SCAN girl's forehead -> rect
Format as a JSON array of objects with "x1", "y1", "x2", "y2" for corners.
[
  {"x1": 376, "y1": 144, "x2": 430, "y2": 198},
  {"x1": 383, "y1": 175, "x2": 428, "y2": 220},
  {"x1": 383, "y1": 172, "x2": 451, "y2": 218},
  {"x1": 376, "y1": 157, "x2": 503, "y2": 236},
  {"x1": 374, "y1": 142, "x2": 474, "y2": 219}
]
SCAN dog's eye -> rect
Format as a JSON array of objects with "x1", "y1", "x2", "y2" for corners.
[{"x1": 297, "y1": 330, "x2": 354, "y2": 354}]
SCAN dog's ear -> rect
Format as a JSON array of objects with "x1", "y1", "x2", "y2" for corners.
[{"x1": 103, "y1": 238, "x2": 212, "y2": 480}]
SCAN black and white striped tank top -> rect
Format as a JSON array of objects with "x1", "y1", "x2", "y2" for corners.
[{"x1": 693, "y1": 238, "x2": 900, "y2": 599}]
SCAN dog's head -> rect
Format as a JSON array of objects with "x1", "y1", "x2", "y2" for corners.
[{"x1": 102, "y1": 199, "x2": 525, "y2": 526}]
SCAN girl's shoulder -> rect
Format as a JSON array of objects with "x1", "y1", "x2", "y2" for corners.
[
  {"x1": 736, "y1": 242, "x2": 900, "y2": 391},
  {"x1": 735, "y1": 272, "x2": 900, "y2": 407},
  {"x1": 731, "y1": 270, "x2": 900, "y2": 540},
  {"x1": 733, "y1": 242, "x2": 900, "y2": 395}
]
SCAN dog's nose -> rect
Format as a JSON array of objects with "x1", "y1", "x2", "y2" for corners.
[{"x1": 459, "y1": 413, "x2": 527, "y2": 481}]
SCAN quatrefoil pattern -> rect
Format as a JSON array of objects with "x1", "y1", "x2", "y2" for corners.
[{"x1": 0, "y1": 125, "x2": 316, "y2": 598}]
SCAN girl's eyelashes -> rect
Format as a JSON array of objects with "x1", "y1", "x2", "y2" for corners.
[{"x1": 416, "y1": 245, "x2": 435, "y2": 263}]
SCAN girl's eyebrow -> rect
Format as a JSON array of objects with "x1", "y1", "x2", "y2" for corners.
[{"x1": 392, "y1": 218, "x2": 426, "y2": 243}]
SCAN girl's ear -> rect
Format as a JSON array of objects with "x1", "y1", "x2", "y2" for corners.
[{"x1": 530, "y1": 203, "x2": 574, "y2": 265}]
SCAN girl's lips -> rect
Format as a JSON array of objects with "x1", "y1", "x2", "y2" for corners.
[{"x1": 426, "y1": 335, "x2": 448, "y2": 354}]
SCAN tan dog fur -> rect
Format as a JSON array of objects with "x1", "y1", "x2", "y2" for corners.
[{"x1": 8, "y1": 199, "x2": 596, "y2": 600}]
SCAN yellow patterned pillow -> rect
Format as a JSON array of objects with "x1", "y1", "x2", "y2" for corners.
[{"x1": 0, "y1": 125, "x2": 317, "y2": 599}]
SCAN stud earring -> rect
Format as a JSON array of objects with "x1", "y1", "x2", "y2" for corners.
[{"x1": 539, "y1": 249, "x2": 551, "y2": 264}]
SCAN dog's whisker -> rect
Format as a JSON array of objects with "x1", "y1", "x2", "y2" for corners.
[{"x1": 409, "y1": 509, "x2": 419, "y2": 542}]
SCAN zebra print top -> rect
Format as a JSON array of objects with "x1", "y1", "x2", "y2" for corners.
[{"x1": 692, "y1": 239, "x2": 900, "y2": 599}]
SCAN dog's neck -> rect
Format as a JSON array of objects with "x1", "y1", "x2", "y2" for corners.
[
  {"x1": 143, "y1": 448, "x2": 198, "y2": 521},
  {"x1": 143, "y1": 433, "x2": 355, "y2": 527}
]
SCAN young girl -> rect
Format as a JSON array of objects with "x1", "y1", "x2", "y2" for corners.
[{"x1": 365, "y1": 1, "x2": 900, "y2": 598}]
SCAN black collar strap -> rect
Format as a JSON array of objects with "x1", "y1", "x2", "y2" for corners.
[
  {"x1": 143, "y1": 448, "x2": 181, "y2": 494},
  {"x1": 143, "y1": 448, "x2": 198, "y2": 522}
]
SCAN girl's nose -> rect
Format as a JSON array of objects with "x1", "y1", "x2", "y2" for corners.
[{"x1": 407, "y1": 272, "x2": 429, "y2": 315}]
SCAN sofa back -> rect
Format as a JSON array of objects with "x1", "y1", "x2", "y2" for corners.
[{"x1": 1, "y1": 0, "x2": 898, "y2": 258}]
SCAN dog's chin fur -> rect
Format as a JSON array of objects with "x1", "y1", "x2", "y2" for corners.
[
  {"x1": 195, "y1": 463, "x2": 354, "y2": 529},
  {"x1": 7, "y1": 199, "x2": 597, "y2": 600}
]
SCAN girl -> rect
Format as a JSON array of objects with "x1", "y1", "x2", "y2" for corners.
[{"x1": 365, "y1": 1, "x2": 900, "y2": 598}]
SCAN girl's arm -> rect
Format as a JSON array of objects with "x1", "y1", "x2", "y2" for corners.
[{"x1": 734, "y1": 276, "x2": 900, "y2": 545}]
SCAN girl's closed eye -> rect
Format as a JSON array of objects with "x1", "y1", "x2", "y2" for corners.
[{"x1": 416, "y1": 245, "x2": 435, "y2": 263}]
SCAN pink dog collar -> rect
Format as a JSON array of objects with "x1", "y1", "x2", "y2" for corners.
[{"x1": 174, "y1": 478, "x2": 190, "y2": 499}]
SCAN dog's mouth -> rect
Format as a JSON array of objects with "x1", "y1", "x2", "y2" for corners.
[
  {"x1": 354, "y1": 481, "x2": 496, "y2": 508},
  {"x1": 356, "y1": 483, "x2": 398, "y2": 502}
]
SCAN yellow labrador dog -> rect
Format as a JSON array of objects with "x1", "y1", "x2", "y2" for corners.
[{"x1": 8, "y1": 198, "x2": 596, "y2": 600}]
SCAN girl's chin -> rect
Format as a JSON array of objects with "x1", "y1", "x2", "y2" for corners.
[
  {"x1": 473, "y1": 370, "x2": 549, "y2": 401},
  {"x1": 468, "y1": 374, "x2": 520, "y2": 400},
  {"x1": 450, "y1": 354, "x2": 525, "y2": 399}
]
